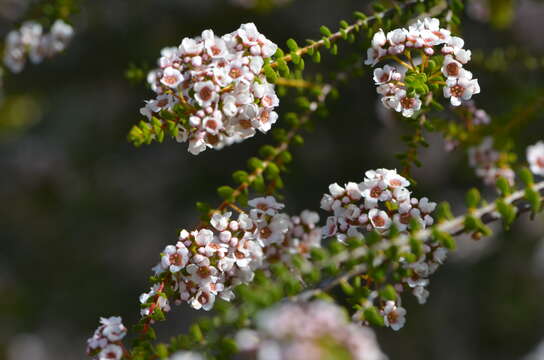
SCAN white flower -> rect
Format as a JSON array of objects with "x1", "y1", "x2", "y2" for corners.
[
  {"x1": 441, "y1": 55, "x2": 462, "y2": 78},
  {"x1": 371, "y1": 29, "x2": 387, "y2": 48},
  {"x1": 179, "y1": 37, "x2": 203, "y2": 56},
  {"x1": 161, "y1": 244, "x2": 190, "y2": 273},
  {"x1": 190, "y1": 290, "x2": 216, "y2": 311},
  {"x1": 382, "y1": 301, "x2": 407, "y2": 331},
  {"x1": 368, "y1": 209, "x2": 392, "y2": 231},
  {"x1": 300, "y1": 210, "x2": 320, "y2": 225},
  {"x1": 413, "y1": 286, "x2": 430, "y2": 304},
  {"x1": 384, "y1": 170, "x2": 409, "y2": 188},
  {"x1": 193, "y1": 80, "x2": 219, "y2": 108},
  {"x1": 394, "y1": 90, "x2": 422, "y2": 118},
  {"x1": 248, "y1": 196, "x2": 284, "y2": 218},
  {"x1": 160, "y1": 67, "x2": 184, "y2": 88},
  {"x1": 364, "y1": 46, "x2": 387, "y2": 66},
  {"x1": 211, "y1": 212, "x2": 231, "y2": 231},
  {"x1": 188, "y1": 133, "x2": 208, "y2": 155},
  {"x1": 373, "y1": 65, "x2": 400, "y2": 85},
  {"x1": 527, "y1": 141, "x2": 544, "y2": 176},
  {"x1": 98, "y1": 344, "x2": 123, "y2": 360},
  {"x1": 443, "y1": 70, "x2": 480, "y2": 106},
  {"x1": 454, "y1": 47, "x2": 471, "y2": 64},
  {"x1": 169, "y1": 351, "x2": 205, "y2": 360},
  {"x1": 433, "y1": 247, "x2": 448, "y2": 264}
]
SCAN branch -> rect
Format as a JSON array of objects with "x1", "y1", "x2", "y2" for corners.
[
  {"x1": 270, "y1": 0, "x2": 422, "y2": 68},
  {"x1": 291, "y1": 181, "x2": 544, "y2": 303},
  {"x1": 209, "y1": 85, "x2": 333, "y2": 217}
]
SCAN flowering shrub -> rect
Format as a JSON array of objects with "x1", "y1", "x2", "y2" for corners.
[{"x1": 82, "y1": 0, "x2": 544, "y2": 357}]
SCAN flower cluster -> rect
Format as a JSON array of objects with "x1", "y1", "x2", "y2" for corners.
[
  {"x1": 86, "y1": 317, "x2": 127, "y2": 360},
  {"x1": 321, "y1": 169, "x2": 437, "y2": 242},
  {"x1": 3, "y1": 19, "x2": 74, "y2": 73},
  {"x1": 141, "y1": 23, "x2": 279, "y2": 155},
  {"x1": 403, "y1": 238, "x2": 448, "y2": 305},
  {"x1": 527, "y1": 141, "x2": 544, "y2": 177},
  {"x1": 468, "y1": 137, "x2": 515, "y2": 186},
  {"x1": 365, "y1": 17, "x2": 480, "y2": 117},
  {"x1": 236, "y1": 301, "x2": 386, "y2": 360},
  {"x1": 352, "y1": 229, "x2": 447, "y2": 331},
  {"x1": 141, "y1": 197, "x2": 318, "y2": 312},
  {"x1": 261, "y1": 209, "x2": 321, "y2": 269}
]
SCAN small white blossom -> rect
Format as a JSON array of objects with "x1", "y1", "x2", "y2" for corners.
[
  {"x1": 527, "y1": 141, "x2": 544, "y2": 176},
  {"x1": 382, "y1": 301, "x2": 407, "y2": 331}
]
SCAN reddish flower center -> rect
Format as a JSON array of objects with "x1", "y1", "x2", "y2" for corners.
[
  {"x1": 211, "y1": 46, "x2": 221, "y2": 55},
  {"x1": 389, "y1": 178, "x2": 402, "y2": 187},
  {"x1": 372, "y1": 215, "x2": 385, "y2": 227},
  {"x1": 446, "y1": 62, "x2": 459, "y2": 76},
  {"x1": 206, "y1": 134, "x2": 219, "y2": 145},
  {"x1": 197, "y1": 266, "x2": 211, "y2": 278},
  {"x1": 387, "y1": 310, "x2": 399, "y2": 324},
  {"x1": 199, "y1": 86, "x2": 212, "y2": 101},
  {"x1": 163, "y1": 75, "x2": 178, "y2": 85},
  {"x1": 198, "y1": 293, "x2": 209, "y2": 304},
  {"x1": 170, "y1": 253, "x2": 184, "y2": 266},
  {"x1": 260, "y1": 227, "x2": 272, "y2": 239},
  {"x1": 400, "y1": 96, "x2": 415, "y2": 109},
  {"x1": 433, "y1": 30, "x2": 446, "y2": 40},
  {"x1": 400, "y1": 213, "x2": 411, "y2": 225},
  {"x1": 450, "y1": 84, "x2": 465, "y2": 98},
  {"x1": 239, "y1": 119, "x2": 252, "y2": 129},
  {"x1": 370, "y1": 186, "x2": 382, "y2": 198},
  {"x1": 537, "y1": 157, "x2": 544, "y2": 168},
  {"x1": 260, "y1": 111, "x2": 270, "y2": 123},
  {"x1": 206, "y1": 119, "x2": 217, "y2": 130},
  {"x1": 262, "y1": 96, "x2": 273, "y2": 107},
  {"x1": 229, "y1": 67, "x2": 242, "y2": 78}
]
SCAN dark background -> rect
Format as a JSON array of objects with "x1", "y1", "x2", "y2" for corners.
[{"x1": 1, "y1": 0, "x2": 544, "y2": 359}]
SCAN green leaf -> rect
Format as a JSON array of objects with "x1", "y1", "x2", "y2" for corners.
[
  {"x1": 496, "y1": 199, "x2": 517, "y2": 230},
  {"x1": 525, "y1": 187, "x2": 542, "y2": 214},
  {"x1": 379, "y1": 284, "x2": 398, "y2": 301},
  {"x1": 519, "y1": 167, "x2": 534, "y2": 186},
  {"x1": 232, "y1": 170, "x2": 249, "y2": 184},
  {"x1": 496, "y1": 176, "x2": 512, "y2": 196},
  {"x1": 363, "y1": 306, "x2": 385, "y2": 327},
  {"x1": 465, "y1": 188, "x2": 481, "y2": 208},
  {"x1": 263, "y1": 64, "x2": 278, "y2": 83},
  {"x1": 320, "y1": 25, "x2": 332, "y2": 37},
  {"x1": 312, "y1": 50, "x2": 321, "y2": 63},
  {"x1": 155, "y1": 344, "x2": 169, "y2": 359},
  {"x1": 217, "y1": 186, "x2": 235, "y2": 201},
  {"x1": 286, "y1": 38, "x2": 299, "y2": 51}
]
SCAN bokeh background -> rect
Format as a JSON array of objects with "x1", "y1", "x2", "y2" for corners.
[{"x1": 1, "y1": 0, "x2": 544, "y2": 359}]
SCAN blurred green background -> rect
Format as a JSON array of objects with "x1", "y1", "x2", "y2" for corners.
[{"x1": 1, "y1": 0, "x2": 544, "y2": 359}]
